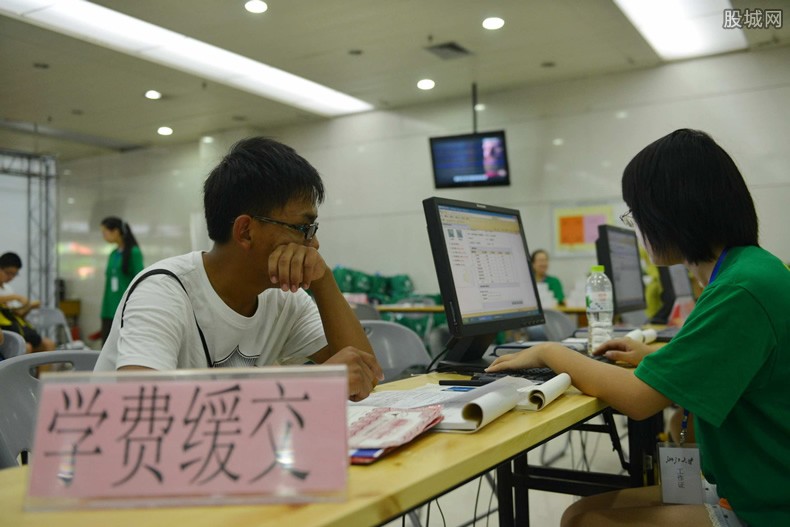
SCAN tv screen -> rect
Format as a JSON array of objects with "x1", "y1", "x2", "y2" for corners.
[
  {"x1": 429, "y1": 130, "x2": 510, "y2": 189},
  {"x1": 423, "y1": 196, "x2": 544, "y2": 371},
  {"x1": 595, "y1": 224, "x2": 647, "y2": 315}
]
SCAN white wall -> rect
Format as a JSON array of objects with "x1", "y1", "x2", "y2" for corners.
[{"x1": 58, "y1": 46, "x2": 790, "y2": 336}]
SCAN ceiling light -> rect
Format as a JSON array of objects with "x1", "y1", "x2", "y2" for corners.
[
  {"x1": 552, "y1": 138, "x2": 564, "y2": 146},
  {"x1": 474, "y1": 103, "x2": 486, "y2": 112},
  {"x1": 201, "y1": 136, "x2": 214, "y2": 144},
  {"x1": 482, "y1": 17, "x2": 505, "y2": 30},
  {"x1": 0, "y1": 0, "x2": 372, "y2": 116},
  {"x1": 145, "y1": 90, "x2": 162, "y2": 100},
  {"x1": 613, "y1": 0, "x2": 747, "y2": 60},
  {"x1": 244, "y1": 0, "x2": 267, "y2": 14},
  {"x1": 417, "y1": 79, "x2": 435, "y2": 90},
  {"x1": 157, "y1": 126, "x2": 173, "y2": 136}
]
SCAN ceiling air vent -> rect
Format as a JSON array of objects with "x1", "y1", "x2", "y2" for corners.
[{"x1": 425, "y1": 41, "x2": 472, "y2": 60}]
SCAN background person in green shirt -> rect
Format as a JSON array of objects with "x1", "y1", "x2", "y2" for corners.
[
  {"x1": 530, "y1": 249, "x2": 565, "y2": 305},
  {"x1": 487, "y1": 129, "x2": 789, "y2": 526},
  {"x1": 99, "y1": 216, "x2": 143, "y2": 344}
]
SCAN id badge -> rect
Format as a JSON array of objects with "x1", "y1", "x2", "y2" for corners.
[
  {"x1": 658, "y1": 442, "x2": 704, "y2": 504},
  {"x1": 110, "y1": 276, "x2": 119, "y2": 293}
]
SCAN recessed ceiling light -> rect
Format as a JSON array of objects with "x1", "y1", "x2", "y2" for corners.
[
  {"x1": 201, "y1": 136, "x2": 214, "y2": 144},
  {"x1": 157, "y1": 126, "x2": 173, "y2": 136},
  {"x1": 482, "y1": 17, "x2": 505, "y2": 30},
  {"x1": 1, "y1": 0, "x2": 372, "y2": 116},
  {"x1": 616, "y1": 111, "x2": 629, "y2": 119},
  {"x1": 417, "y1": 79, "x2": 435, "y2": 90},
  {"x1": 474, "y1": 103, "x2": 486, "y2": 111},
  {"x1": 244, "y1": 0, "x2": 268, "y2": 14},
  {"x1": 552, "y1": 138, "x2": 564, "y2": 146},
  {"x1": 145, "y1": 90, "x2": 162, "y2": 100},
  {"x1": 67, "y1": 197, "x2": 75, "y2": 205}
]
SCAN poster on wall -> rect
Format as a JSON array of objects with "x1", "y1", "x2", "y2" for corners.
[{"x1": 553, "y1": 205, "x2": 613, "y2": 255}]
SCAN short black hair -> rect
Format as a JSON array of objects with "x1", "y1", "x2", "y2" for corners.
[
  {"x1": 203, "y1": 137, "x2": 325, "y2": 243},
  {"x1": 622, "y1": 129, "x2": 758, "y2": 264},
  {"x1": 0, "y1": 252, "x2": 22, "y2": 269}
]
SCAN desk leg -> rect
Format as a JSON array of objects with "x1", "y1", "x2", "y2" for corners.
[
  {"x1": 496, "y1": 461, "x2": 515, "y2": 527},
  {"x1": 628, "y1": 411, "x2": 664, "y2": 486},
  {"x1": 514, "y1": 454, "x2": 530, "y2": 525},
  {"x1": 496, "y1": 455, "x2": 531, "y2": 527}
]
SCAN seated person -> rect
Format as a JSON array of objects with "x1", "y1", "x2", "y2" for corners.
[
  {"x1": 530, "y1": 249, "x2": 565, "y2": 305},
  {"x1": 487, "y1": 129, "x2": 790, "y2": 526},
  {"x1": 0, "y1": 254, "x2": 56, "y2": 353},
  {"x1": 95, "y1": 137, "x2": 383, "y2": 402}
]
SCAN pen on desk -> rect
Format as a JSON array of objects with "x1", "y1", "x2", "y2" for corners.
[{"x1": 438, "y1": 379, "x2": 490, "y2": 387}]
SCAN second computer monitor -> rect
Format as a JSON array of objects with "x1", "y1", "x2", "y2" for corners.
[
  {"x1": 423, "y1": 197, "x2": 544, "y2": 370},
  {"x1": 595, "y1": 224, "x2": 646, "y2": 315}
]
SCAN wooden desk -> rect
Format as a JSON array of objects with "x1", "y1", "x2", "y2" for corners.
[{"x1": 0, "y1": 373, "x2": 607, "y2": 527}]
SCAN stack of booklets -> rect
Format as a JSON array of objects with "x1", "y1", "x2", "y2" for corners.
[{"x1": 347, "y1": 374, "x2": 572, "y2": 464}]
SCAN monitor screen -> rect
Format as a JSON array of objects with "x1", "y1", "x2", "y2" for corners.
[
  {"x1": 595, "y1": 224, "x2": 646, "y2": 315},
  {"x1": 665, "y1": 264, "x2": 694, "y2": 298},
  {"x1": 429, "y1": 130, "x2": 510, "y2": 189},
  {"x1": 423, "y1": 197, "x2": 544, "y2": 370},
  {"x1": 653, "y1": 264, "x2": 696, "y2": 324}
]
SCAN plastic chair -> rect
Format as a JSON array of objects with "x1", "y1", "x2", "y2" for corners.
[
  {"x1": 0, "y1": 330, "x2": 27, "y2": 359},
  {"x1": 25, "y1": 307, "x2": 88, "y2": 349},
  {"x1": 526, "y1": 309, "x2": 577, "y2": 341},
  {"x1": 350, "y1": 302, "x2": 381, "y2": 321},
  {"x1": 391, "y1": 296, "x2": 437, "y2": 347},
  {"x1": 360, "y1": 320, "x2": 431, "y2": 382},
  {"x1": 0, "y1": 350, "x2": 100, "y2": 468}
]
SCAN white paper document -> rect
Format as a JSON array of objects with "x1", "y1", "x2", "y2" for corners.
[{"x1": 515, "y1": 373, "x2": 572, "y2": 411}]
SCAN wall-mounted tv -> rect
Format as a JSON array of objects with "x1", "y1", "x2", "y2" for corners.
[{"x1": 429, "y1": 130, "x2": 510, "y2": 189}]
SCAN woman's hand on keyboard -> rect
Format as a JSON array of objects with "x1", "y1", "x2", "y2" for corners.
[
  {"x1": 593, "y1": 338, "x2": 654, "y2": 367},
  {"x1": 485, "y1": 342, "x2": 554, "y2": 372}
]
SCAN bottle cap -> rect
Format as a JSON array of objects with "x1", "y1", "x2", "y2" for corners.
[{"x1": 591, "y1": 265, "x2": 605, "y2": 273}]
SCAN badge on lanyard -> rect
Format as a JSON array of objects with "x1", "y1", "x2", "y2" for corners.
[
  {"x1": 111, "y1": 276, "x2": 119, "y2": 293},
  {"x1": 658, "y1": 410, "x2": 704, "y2": 504}
]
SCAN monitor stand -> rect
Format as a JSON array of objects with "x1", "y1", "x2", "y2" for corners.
[{"x1": 437, "y1": 334, "x2": 495, "y2": 374}]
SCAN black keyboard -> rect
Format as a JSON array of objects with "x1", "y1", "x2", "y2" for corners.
[{"x1": 655, "y1": 326, "x2": 681, "y2": 342}]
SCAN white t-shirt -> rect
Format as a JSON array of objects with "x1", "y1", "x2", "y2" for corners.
[
  {"x1": 94, "y1": 251, "x2": 327, "y2": 372},
  {"x1": 0, "y1": 282, "x2": 22, "y2": 308}
]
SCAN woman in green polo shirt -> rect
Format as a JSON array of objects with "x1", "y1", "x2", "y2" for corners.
[
  {"x1": 487, "y1": 129, "x2": 789, "y2": 526},
  {"x1": 99, "y1": 216, "x2": 143, "y2": 344},
  {"x1": 531, "y1": 249, "x2": 565, "y2": 305}
]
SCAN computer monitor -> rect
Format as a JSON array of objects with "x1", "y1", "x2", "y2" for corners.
[
  {"x1": 662, "y1": 264, "x2": 694, "y2": 299},
  {"x1": 423, "y1": 197, "x2": 544, "y2": 371},
  {"x1": 595, "y1": 224, "x2": 646, "y2": 315},
  {"x1": 652, "y1": 264, "x2": 695, "y2": 324},
  {"x1": 429, "y1": 130, "x2": 510, "y2": 189}
]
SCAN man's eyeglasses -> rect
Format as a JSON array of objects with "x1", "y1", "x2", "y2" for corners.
[
  {"x1": 253, "y1": 216, "x2": 319, "y2": 241},
  {"x1": 619, "y1": 210, "x2": 635, "y2": 228}
]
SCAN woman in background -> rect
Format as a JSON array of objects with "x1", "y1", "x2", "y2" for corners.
[
  {"x1": 99, "y1": 217, "x2": 143, "y2": 344},
  {"x1": 530, "y1": 249, "x2": 565, "y2": 305}
]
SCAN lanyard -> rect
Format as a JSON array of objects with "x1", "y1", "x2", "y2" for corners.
[{"x1": 680, "y1": 248, "x2": 729, "y2": 446}]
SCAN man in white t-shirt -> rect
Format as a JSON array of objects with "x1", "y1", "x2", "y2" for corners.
[{"x1": 95, "y1": 137, "x2": 383, "y2": 401}]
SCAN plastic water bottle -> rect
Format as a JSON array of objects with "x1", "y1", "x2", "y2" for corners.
[{"x1": 586, "y1": 265, "x2": 613, "y2": 355}]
